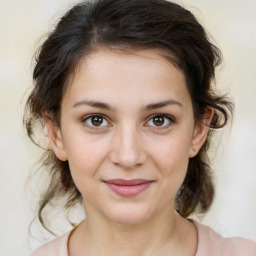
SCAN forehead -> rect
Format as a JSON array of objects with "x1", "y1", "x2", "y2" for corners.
[
  {"x1": 67, "y1": 47, "x2": 181, "y2": 84},
  {"x1": 63, "y1": 47, "x2": 191, "y2": 109}
]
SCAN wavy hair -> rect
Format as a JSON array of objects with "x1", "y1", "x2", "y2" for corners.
[{"x1": 24, "y1": 0, "x2": 233, "y2": 232}]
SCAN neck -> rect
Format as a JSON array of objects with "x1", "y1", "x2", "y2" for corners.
[
  {"x1": 88, "y1": 205, "x2": 176, "y2": 255},
  {"x1": 68, "y1": 203, "x2": 197, "y2": 256}
]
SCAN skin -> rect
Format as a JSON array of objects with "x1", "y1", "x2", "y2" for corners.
[{"x1": 45, "y1": 48, "x2": 213, "y2": 256}]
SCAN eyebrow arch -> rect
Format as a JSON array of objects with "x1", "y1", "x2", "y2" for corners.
[
  {"x1": 144, "y1": 100, "x2": 183, "y2": 111},
  {"x1": 73, "y1": 100, "x2": 114, "y2": 111},
  {"x1": 73, "y1": 99, "x2": 182, "y2": 111}
]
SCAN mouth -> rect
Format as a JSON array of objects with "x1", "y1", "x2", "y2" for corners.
[{"x1": 104, "y1": 179, "x2": 153, "y2": 197}]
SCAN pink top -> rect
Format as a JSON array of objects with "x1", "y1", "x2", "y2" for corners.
[{"x1": 31, "y1": 222, "x2": 256, "y2": 256}]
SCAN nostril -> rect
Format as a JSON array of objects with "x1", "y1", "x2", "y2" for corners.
[
  {"x1": 108, "y1": 129, "x2": 147, "y2": 168},
  {"x1": 108, "y1": 148, "x2": 147, "y2": 169}
]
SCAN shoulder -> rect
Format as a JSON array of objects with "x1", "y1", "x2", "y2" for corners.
[
  {"x1": 30, "y1": 232, "x2": 70, "y2": 256},
  {"x1": 195, "y1": 222, "x2": 256, "y2": 256}
]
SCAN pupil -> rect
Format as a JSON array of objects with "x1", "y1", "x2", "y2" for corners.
[
  {"x1": 153, "y1": 116, "x2": 164, "y2": 126},
  {"x1": 92, "y1": 116, "x2": 103, "y2": 126}
]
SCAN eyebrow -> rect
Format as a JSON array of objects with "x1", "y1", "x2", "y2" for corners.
[
  {"x1": 73, "y1": 100, "x2": 114, "y2": 111},
  {"x1": 144, "y1": 100, "x2": 183, "y2": 111},
  {"x1": 72, "y1": 99, "x2": 182, "y2": 111}
]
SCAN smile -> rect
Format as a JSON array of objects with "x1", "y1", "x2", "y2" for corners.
[{"x1": 104, "y1": 179, "x2": 153, "y2": 197}]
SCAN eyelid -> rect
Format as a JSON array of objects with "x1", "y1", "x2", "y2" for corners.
[
  {"x1": 144, "y1": 114, "x2": 175, "y2": 128},
  {"x1": 81, "y1": 114, "x2": 112, "y2": 129},
  {"x1": 81, "y1": 113, "x2": 175, "y2": 130}
]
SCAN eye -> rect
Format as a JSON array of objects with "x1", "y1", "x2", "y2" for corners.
[
  {"x1": 82, "y1": 114, "x2": 110, "y2": 128},
  {"x1": 146, "y1": 114, "x2": 174, "y2": 128}
]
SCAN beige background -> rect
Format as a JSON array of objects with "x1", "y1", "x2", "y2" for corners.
[{"x1": 0, "y1": 0, "x2": 255, "y2": 255}]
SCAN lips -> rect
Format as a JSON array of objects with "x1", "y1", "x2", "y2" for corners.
[{"x1": 104, "y1": 179, "x2": 153, "y2": 196}]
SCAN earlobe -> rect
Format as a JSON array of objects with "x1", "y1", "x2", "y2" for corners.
[
  {"x1": 189, "y1": 107, "x2": 214, "y2": 158},
  {"x1": 44, "y1": 113, "x2": 68, "y2": 161}
]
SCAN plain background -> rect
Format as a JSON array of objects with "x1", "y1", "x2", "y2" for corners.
[{"x1": 0, "y1": 0, "x2": 256, "y2": 255}]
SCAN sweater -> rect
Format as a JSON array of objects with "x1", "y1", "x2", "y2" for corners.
[{"x1": 31, "y1": 222, "x2": 256, "y2": 256}]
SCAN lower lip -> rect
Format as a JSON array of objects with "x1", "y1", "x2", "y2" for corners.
[{"x1": 105, "y1": 182, "x2": 153, "y2": 196}]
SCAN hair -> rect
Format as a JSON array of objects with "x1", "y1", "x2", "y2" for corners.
[{"x1": 24, "y1": 0, "x2": 233, "y2": 232}]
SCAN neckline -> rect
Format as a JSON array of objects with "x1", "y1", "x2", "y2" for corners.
[
  {"x1": 189, "y1": 220, "x2": 200, "y2": 256},
  {"x1": 65, "y1": 220, "x2": 201, "y2": 256}
]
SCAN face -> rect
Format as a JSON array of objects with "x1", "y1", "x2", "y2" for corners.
[{"x1": 46, "y1": 48, "x2": 210, "y2": 225}]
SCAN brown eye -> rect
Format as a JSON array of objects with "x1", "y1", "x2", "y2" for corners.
[
  {"x1": 153, "y1": 116, "x2": 165, "y2": 126},
  {"x1": 91, "y1": 116, "x2": 103, "y2": 126},
  {"x1": 83, "y1": 115, "x2": 109, "y2": 128},
  {"x1": 146, "y1": 114, "x2": 174, "y2": 128}
]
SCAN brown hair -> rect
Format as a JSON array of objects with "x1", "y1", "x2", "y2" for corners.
[{"x1": 24, "y1": 0, "x2": 233, "y2": 231}]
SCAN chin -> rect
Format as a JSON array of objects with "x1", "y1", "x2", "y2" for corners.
[{"x1": 102, "y1": 203, "x2": 154, "y2": 225}]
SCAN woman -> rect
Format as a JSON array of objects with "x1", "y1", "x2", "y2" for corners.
[{"x1": 24, "y1": 0, "x2": 256, "y2": 255}]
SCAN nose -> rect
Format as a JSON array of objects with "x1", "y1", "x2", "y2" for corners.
[{"x1": 108, "y1": 125, "x2": 147, "y2": 169}]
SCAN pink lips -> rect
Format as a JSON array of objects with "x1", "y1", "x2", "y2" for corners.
[{"x1": 104, "y1": 179, "x2": 153, "y2": 196}]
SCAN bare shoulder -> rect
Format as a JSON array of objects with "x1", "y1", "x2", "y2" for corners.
[
  {"x1": 30, "y1": 232, "x2": 70, "y2": 256},
  {"x1": 195, "y1": 222, "x2": 256, "y2": 256}
]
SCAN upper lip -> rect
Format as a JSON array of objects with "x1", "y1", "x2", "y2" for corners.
[{"x1": 104, "y1": 179, "x2": 152, "y2": 186}]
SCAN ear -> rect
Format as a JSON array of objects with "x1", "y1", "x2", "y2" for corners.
[
  {"x1": 189, "y1": 107, "x2": 214, "y2": 158},
  {"x1": 44, "y1": 113, "x2": 68, "y2": 161}
]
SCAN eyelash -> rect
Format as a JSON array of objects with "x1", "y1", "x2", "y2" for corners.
[
  {"x1": 81, "y1": 114, "x2": 175, "y2": 130},
  {"x1": 145, "y1": 114, "x2": 175, "y2": 129},
  {"x1": 82, "y1": 114, "x2": 111, "y2": 130}
]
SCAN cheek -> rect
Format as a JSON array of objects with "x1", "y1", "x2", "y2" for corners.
[
  {"x1": 149, "y1": 135, "x2": 191, "y2": 188},
  {"x1": 160, "y1": 142, "x2": 190, "y2": 201},
  {"x1": 63, "y1": 135, "x2": 110, "y2": 189},
  {"x1": 150, "y1": 134, "x2": 191, "y2": 168}
]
